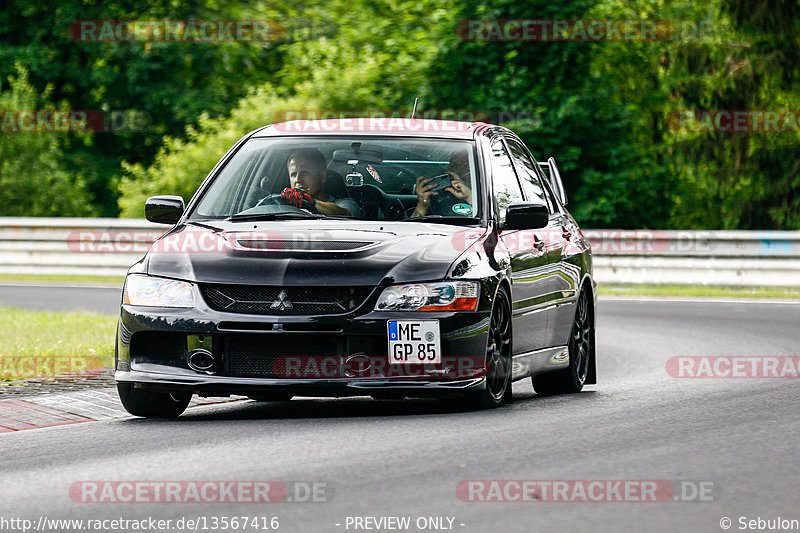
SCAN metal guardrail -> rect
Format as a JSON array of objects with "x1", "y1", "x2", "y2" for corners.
[
  {"x1": 0, "y1": 217, "x2": 164, "y2": 278},
  {"x1": 0, "y1": 218, "x2": 798, "y2": 286},
  {"x1": 582, "y1": 230, "x2": 800, "y2": 286}
]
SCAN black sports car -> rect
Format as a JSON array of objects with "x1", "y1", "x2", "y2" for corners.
[{"x1": 116, "y1": 118, "x2": 596, "y2": 417}]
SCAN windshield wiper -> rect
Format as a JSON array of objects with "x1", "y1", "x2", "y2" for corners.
[
  {"x1": 226, "y1": 212, "x2": 326, "y2": 222},
  {"x1": 400, "y1": 216, "x2": 481, "y2": 225},
  {"x1": 186, "y1": 220, "x2": 224, "y2": 232}
]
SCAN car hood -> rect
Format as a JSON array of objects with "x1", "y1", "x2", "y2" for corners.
[{"x1": 144, "y1": 220, "x2": 486, "y2": 286}]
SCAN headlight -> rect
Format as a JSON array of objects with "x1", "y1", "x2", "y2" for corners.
[
  {"x1": 375, "y1": 281, "x2": 479, "y2": 311},
  {"x1": 124, "y1": 274, "x2": 195, "y2": 308}
]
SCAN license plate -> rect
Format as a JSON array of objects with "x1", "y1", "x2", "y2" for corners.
[{"x1": 387, "y1": 320, "x2": 441, "y2": 364}]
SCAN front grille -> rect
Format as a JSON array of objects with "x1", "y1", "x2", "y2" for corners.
[
  {"x1": 222, "y1": 334, "x2": 385, "y2": 378},
  {"x1": 223, "y1": 334, "x2": 343, "y2": 378},
  {"x1": 200, "y1": 284, "x2": 373, "y2": 315}
]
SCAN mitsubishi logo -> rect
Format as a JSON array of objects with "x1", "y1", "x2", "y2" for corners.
[{"x1": 270, "y1": 290, "x2": 293, "y2": 311}]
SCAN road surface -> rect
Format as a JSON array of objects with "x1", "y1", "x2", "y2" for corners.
[{"x1": 0, "y1": 297, "x2": 798, "y2": 533}]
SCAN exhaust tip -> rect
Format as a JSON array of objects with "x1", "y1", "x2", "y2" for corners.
[{"x1": 188, "y1": 349, "x2": 215, "y2": 373}]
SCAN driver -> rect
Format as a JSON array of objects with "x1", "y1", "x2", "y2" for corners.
[
  {"x1": 282, "y1": 148, "x2": 360, "y2": 216},
  {"x1": 412, "y1": 150, "x2": 472, "y2": 217}
]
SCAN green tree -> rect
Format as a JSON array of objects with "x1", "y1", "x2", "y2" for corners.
[
  {"x1": 0, "y1": 65, "x2": 95, "y2": 216},
  {"x1": 425, "y1": 0, "x2": 673, "y2": 228},
  {"x1": 118, "y1": 0, "x2": 455, "y2": 216},
  {"x1": 0, "y1": 0, "x2": 291, "y2": 215},
  {"x1": 428, "y1": 0, "x2": 800, "y2": 229}
]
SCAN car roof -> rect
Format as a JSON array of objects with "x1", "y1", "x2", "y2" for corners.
[{"x1": 251, "y1": 119, "x2": 494, "y2": 140}]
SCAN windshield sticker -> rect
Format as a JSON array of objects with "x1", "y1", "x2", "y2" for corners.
[
  {"x1": 366, "y1": 164, "x2": 382, "y2": 183},
  {"x1": 452, "y1": 203, "x2": 472, "y2": 215}
]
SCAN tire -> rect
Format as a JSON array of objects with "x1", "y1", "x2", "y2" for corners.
[
  {"x1": 468, "y1": 288, "x2": 512, "y2": 409},
  {"x1": 117, "y1": 383, "x2": 192, "y2": 418},
  {"x1": 532, "y1": 287, "x2": 594, "y2": 395},
  {"x1": 248, "y1": 393, "x2": 293, "y2": 402}
]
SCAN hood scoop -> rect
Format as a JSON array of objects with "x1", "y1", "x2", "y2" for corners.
[{"x1": 233, "y1": 239, "x2": 377, "y2": 252}]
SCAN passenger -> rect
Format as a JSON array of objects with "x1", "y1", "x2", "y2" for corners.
[{"x1": 412, "y1": 151, "x2": 473, "y2": 217}]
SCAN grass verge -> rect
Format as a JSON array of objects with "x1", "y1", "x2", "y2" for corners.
[
  {"x1": 0, "y1": 274, "x2": 125, "y2": 286},
  {"x1": 0, "y1": 306, "x2": 116, "y2": 380}
]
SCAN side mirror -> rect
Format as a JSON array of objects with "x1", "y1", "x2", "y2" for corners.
[
  {"x1": 504, "y1": 201, "x2": 549, "y2": 230},
  {"x1": 145, "y1": 195, "x2": 184, "y2": 224}
]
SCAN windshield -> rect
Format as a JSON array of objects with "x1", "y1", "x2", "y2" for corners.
[{"x1": 189, "y1": 137, "x2": 480, "y2": 222}]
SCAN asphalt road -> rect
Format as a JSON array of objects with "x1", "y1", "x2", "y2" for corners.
[
  {"x1": 1, "y1": 299, "x2": 799, "y2": 533},
  {"x1": 0, "y1": 284, "x2": 122, "y2": 314}
]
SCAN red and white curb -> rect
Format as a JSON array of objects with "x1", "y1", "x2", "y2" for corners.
[
  {"x1": 0, "y1": 399, "x2": 91, "y2": 432},
  {"x1": 0, "y1": 388, "x2": 246, "y2": 432}
]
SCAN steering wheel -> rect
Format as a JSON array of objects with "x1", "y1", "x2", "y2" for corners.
[
  {"x1": 254, "y1": 194, "x2": 287, "y2": 208},
  {"x1": 255, "y1": 193, "x2": 319, "y2": 214},
  {"x1": 383, "y1": 196, "x2": 405, "y2": 219}
]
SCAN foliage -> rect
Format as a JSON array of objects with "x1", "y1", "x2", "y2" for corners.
[
  {"x1": 2, "y1": 0, "x2": 799, "y2": 228},
  {"x1": 118, "y1": 0, "x2": 454, "y2": 216},
  {"x1": 0, "y1": 0, "x2": 289, "y2": 215},
  {"x1": 0, "y1": 65, "x2": 95, "y2": 216},
  {"x1": 118, "y1": 89, "x2": 317, "y2": 216}
]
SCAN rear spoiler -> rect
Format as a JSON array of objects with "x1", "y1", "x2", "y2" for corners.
[{"x1": 537, "y1": 157, "x2": 567, "y2": 205}]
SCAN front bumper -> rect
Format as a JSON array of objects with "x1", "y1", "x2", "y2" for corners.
[
  {"x1": 116, "y1": 369, "x2": 486, "y2": 399},
  {"x1": 115, "y1": 292, "x2": 492, "y2": 399}
]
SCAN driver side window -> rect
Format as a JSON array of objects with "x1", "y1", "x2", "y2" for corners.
[{"x1": 488, "y1": 136, "x2": 524, "y2": 223}]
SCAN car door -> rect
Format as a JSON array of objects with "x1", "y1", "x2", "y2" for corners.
[
  {"x1": 503, "y1": 133, "x2": 573, "y2": 349},
  {"x1": 545, "y1": 202, "x2": 583, "y2": 348},
  {"x1": 486, "y1": 133, "x2": 550, "y2": 353}
]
